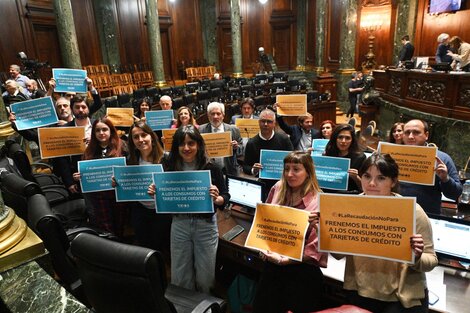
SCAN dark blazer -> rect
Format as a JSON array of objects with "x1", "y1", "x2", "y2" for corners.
[
  {"x1": 52, "y1": 118, "x2": 95, "y2": 188},
  {"x1": 399, "y1": 42, "x2": 415, "y2": 61},
  {"x1": 230, "y1": 114, "x2": 259, "y2": 125},
  {"x1": 198, "y1": 122, "x2": 243, "y2": 176},
  {"x1": 276, "y1": 115, "x2": 321, "y2": 150}
]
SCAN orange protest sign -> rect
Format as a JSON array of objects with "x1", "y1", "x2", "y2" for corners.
[
  {"x1": 378, "y1": 142, "x2": 437, "y2": 185},
  {"x1": 235, "y1": 119, "x2": 259, "y2": 138},
  {"x1": 245, "y1": 203, "x2": 310, "y2": 261},
  {"x1": 276, "y1": 94, "x2": 307, "y2": 116},
  {"x1": 161, "y1": 128, "x2": 177, "y2": 151},
  {"x1": 106, "y1": 108, "x2": 134, "y2": 127},
  {"x1": 319, "y1": 193, "x2": 416, "y2": 263},
  {"x1": 38, "y1": 127, "x2": 86, "y2": 159},
  {"x1": 201, "y1": 132, "x2": 233, "y2": 158}
]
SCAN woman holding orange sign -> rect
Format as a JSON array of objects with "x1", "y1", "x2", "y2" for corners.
[
  {"x1": 338, "y1": 153, "x2": 437, "y2": 313},
  {"x1": 253, "y1": 151, "x2": 327, "y2": 313}
]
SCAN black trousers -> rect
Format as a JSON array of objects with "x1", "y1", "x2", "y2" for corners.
[
  {"x1": 131, "y1": 202, "x2": 171, "y2": 259},
  {"x1": 253, "y1": 262, "x2": 323, "y2": 313}
]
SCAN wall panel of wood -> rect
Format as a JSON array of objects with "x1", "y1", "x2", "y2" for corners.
[
  {"x1": 415, "y1": 1, "x2": 470, "y2": 59},
  {"x1": 71, "y1": 0, "x2": 102, "y2": 67},
  {"x1": 326, "y1": 0, "x2": 341, "y2": 72}
]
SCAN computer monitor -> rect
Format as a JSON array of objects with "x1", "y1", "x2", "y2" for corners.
[
  {"x1": 415, "y1": 57, "x2": 429, "y2": 69},
  {"x1": 227, "y1": 175, "x2": 265, "y2": 211},
  {"x1": 428, "y1": 214, "x2": 470, "y2": 266}
]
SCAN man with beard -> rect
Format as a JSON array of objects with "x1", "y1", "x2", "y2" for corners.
[{"x1": 53, "y1": 95, "x2": 96, "y2": 193}]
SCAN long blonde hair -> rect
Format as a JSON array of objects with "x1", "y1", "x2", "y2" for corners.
[{"x1": 275, "y1": 151, "x2": 321, "y2": 205}]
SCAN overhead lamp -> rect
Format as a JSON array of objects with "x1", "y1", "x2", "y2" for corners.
[{"x1": 259, "y1": 0, "x2": 268, "y2": 4}]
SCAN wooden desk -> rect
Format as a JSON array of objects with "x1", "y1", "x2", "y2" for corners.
[
  {"x1": 216, "y1": 205, "x2": 470, "y2": 313},
  {"x1": 217, "y1": 208, "x2": 263, "y2": 272}
]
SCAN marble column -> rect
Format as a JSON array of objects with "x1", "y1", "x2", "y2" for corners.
[
  {"x1": 393, "y1": 0, "x2": 419, "y2": 65},
  {"x1": 336, "y1": 0, "x2": 359, "y2": 103},
  {"x1": 92, "y1": 0, "x2": 121, "y2": 73},
  {"x1": 52, "y1": 0, "x2": 82, "y2": 69},
  {"x1": 296, "y1": 0, "x2": 307, "y2": 71},
  {"x1": 199, "y1": 0, "x2": 219, "y2": 69},
  {"x1": 146, "y1": 0, "x2": 166, "y2": 86},
  {"x1": 230, "y1": 0, "x2": 243, "y2": 77},
  {"x1": 314, "y1": 1, "x2": 327, "y2": 74}
]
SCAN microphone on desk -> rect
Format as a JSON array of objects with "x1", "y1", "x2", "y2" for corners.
[{"x1": 244, "y1": 128, "x2": 250, "y2": 139}]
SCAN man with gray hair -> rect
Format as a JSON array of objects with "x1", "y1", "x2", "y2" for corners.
[
  {"x1": 8, "y1": 64, "x2": 30, "y2": 90},
  {"x1": 436, "y1": 33, "x2": 453, "y2": 63},
  {"x1": 199, "y1": 102, "x2": 243, "y2": 176}
]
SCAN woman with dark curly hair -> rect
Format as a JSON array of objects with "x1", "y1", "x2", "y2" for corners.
[{"x1": 324, "y1": 123, "x2": 366, "y2": 193}]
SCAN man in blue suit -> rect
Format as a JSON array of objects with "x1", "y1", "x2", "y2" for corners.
[{"x1": 276, "y1": 111, "x2": 321, "y2": 151}]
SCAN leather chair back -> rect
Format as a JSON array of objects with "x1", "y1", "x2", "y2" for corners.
[{"x1": 71, "y1": 233, "x2": 174, "y2": 313}]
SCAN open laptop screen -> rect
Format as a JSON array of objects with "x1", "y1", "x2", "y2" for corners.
[
  {"x1": 428, "y1": 214, "x2": 470, "y2": 264},
  {"x1": 227, "y1": 175, "x2": 265, "y2": 211}
]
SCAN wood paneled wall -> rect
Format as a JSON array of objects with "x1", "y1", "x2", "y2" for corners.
[
  {"x1": 356, "y1": 2, "x2": 396, "y2": 69},
  {"x1": 415, "y1": 1, "x2": 470, "y2": 58},
  {"x1": 1, "y1": 0, "x2": 470, "y2": 85}
]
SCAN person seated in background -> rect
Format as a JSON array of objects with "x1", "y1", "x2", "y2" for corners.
[
  {"x1": 253, "y1": 151, "x2": 327, "y2": 313},
  {"x1": 319, "y1": 120, "x2": 336, "y2": 140},
  {"x1": 275, "y1": 109, "x2": 321, "y2": 152},
  {"x1": 447, "y1": 36, "x2": 470, "y2": 71},
  {"x1": 7, "y1": 64, "x2": 30, "y2": 91},
  {"x1": 230, "y1": 97, "x2": 259, "y2": 124},
  {"x1": 335, "y1": 153, "x2": 437, "y2": 313},
  {"x1": 399, "y1": 119, "x2": 462, "y2": 215},
  {"x1": 25, "y1": 79, "x2": 46, "y2": 99},
  {"x1": 388, "y1": 122, "x2": 405, "y2": 144},
  {"x1": 435, "y1": 33, "x2": 453, "y2": 64},
  {"x1": 2, "y1": 80, "x2": 30, "y2": 110}
]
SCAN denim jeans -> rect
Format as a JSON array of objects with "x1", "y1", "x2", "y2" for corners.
[{"x1": 170, "y1": 214, "x2": 219, "y2": 294}]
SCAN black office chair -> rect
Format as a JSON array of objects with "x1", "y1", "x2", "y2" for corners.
[
  {"x1": 117, "y1": 93, "x2": 132, "y2": 108},
  {"x1": 27, "y1": 193, "x2": 96, "y2": 304},
  {"x1": 71, "y1": 233, "x2": 225, "y2": 313},
  {"x1": 104, "y1": 97, "x2": 118, "y2": 108},
  {"x1": 133, "y1": 88, "x2": 147, "y2": 101},
  {"x1": 4, "y1": 140, "x2": 71, "y2": 206}
]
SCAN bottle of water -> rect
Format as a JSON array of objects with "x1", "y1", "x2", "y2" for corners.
[{"x1": 461, "y1": 180, "x2": 470, "y2": 204}]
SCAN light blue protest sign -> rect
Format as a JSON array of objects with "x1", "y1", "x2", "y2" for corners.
[
  {"x1": 78, "y1": 157, "x2": 126, "y2": 193},
  {"x1": 259, "y1": 149, "x2": 290, "y2": 180},
  {"x1": 312, "y1": 155, "x2": 350, "y2": 190},
  {"x1": 114, "y1": 164, "x2": 163, "y2": 202},
  {"x1": 311, "y1": 139, "x2": 329, "y2": 156},
  {"x1": 53, "y1": 68, "x2": 87, "y2": 93},
  {"x1": 145, "y1": 110, "x2": 174, "y2": 131},
  {"x1": 11, "y1": 97, "x2": 58, "y2": 130},
  {"x1": 153, "y1": 170, "x2": 214, "y2": 213}
]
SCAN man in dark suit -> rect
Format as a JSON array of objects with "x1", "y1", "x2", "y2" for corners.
[
  {"x1": 276, "y1": 110, "x2": 321, "y2": 152},
  {"x1": 199, "y1": 101, "x2": 243, "y2": 176},
  {"x1": 398, "y1": 35, "x2": 415, "y2": 64},
  {"x1": 53, "y1": 95, "x2": 96, "y2": 194},
  {"x1": 25, "y1": 79, "x2": 46, "y2": 99}
]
